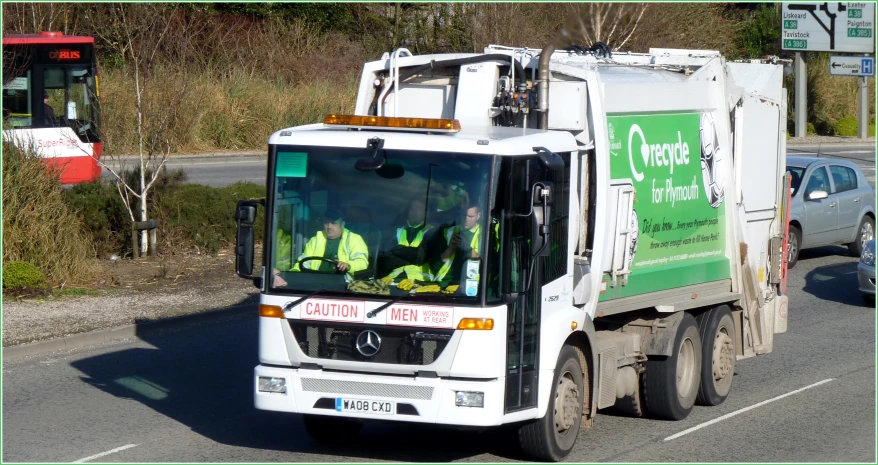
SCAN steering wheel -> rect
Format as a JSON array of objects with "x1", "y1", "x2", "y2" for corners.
[{"x1": 295, "y1": 256, "x2": 342, "y2": 273}]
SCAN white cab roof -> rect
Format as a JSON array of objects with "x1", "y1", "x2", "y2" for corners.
[{"x1": 269, "y1": 124, "x2": 579, "y2": 156}]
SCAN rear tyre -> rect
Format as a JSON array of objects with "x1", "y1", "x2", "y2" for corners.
[
  {"x1": 695, "y1": 305, "x2": 736, "y2": 406},
  {"x1": 788, "y1": 225, "x2": 802, "y2": 269},
  {"x1": 519, "y1": 345, "x2": 584, "y2": 462},
  {"x1": 641, "y1": 313, "x2": 702, "y2": 420},
  {"x1": 849, "y1": 216, "x2": 875, "y2": 257},
  {"x1": 302, "y1": 414, "x2": 362, "y2": 444},
  {"x1": 864, "y1": 294, "x2": 875, "y2": 307}
]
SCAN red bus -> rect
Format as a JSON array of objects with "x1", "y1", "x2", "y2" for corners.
[{"x1": 2, "y1": 31, "x2": 102, "y2": 184}]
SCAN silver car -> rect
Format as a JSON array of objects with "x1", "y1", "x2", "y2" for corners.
[
  {"x1": 787, "y1": 156, "x2": 876, "y2": 268},
  {"x1": 858, "y1": 239, "x2": 875, "y2": 305}
]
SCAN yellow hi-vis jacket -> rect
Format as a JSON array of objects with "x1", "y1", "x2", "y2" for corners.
[
  {"x1": 385, "y1": 223, "x2": 434, "y2": 282},
  {"x1": 434, "y1": 224, "x2": 481, "y2": 282},
  {"x1": 276, "y1": 229, "x2": 369, "y2": 278}
]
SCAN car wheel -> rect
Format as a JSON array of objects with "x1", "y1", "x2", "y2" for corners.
[
  {"x1": 788, "y1": 225, "x2": 802, "y2": 269},
  {"x1": 849, "y1": 216, "x2": 875, "y2": 257},
  {"x1": 864, "y1": 294, "x2": 875, "y2": 308}
]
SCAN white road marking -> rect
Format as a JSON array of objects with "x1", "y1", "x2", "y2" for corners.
[
  {"x1": 73, "y1": 444, "x2": 137, "y2": 463},
  {"x1": 664, "y1": 378, "x2": 835, "y2": 441}
]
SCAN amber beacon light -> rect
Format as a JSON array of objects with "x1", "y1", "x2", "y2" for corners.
[{"x1": 324, "y1": 114, "x2": 462, "y2": 132}]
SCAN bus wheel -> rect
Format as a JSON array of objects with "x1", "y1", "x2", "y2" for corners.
[
  {"x1": 519, "y1": 345, "x2": 584, "y2": 462},
  {"x1": 302, "y1": 414, "x2": 362, "y2": 444},
  {"x1": 696, "y1": 305, "x2": 736, "y2": 406},
  {"x1": 641, "y1": 313, "x2": 702, "y2": 420}
]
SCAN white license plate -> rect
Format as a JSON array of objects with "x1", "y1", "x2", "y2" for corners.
[{"x1": 335, "y1": 397, "x2": 395, "y2": 415}]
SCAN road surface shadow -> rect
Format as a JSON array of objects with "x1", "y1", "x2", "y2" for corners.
[
  {"x1": 796, "y1": 245, "x2": 854, "y2": 265},
  {"x1": 69, "y1": 298, "x2": 528, "y2": 462},
  {"x1": 802, "y1": 258, "x2": 866, "y2": 307}
]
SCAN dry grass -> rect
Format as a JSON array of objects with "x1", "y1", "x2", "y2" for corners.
[
  {"x1": 806, "y1": 52, "x2": 876, "y2": 133},
  {"x1": 2, "y1": 142, "x2": 98, "y2": 287}
]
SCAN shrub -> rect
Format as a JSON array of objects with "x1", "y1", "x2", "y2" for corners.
[
  {"x1": 807, "y1": 122, "x2": 816, "y2": 136},
  {"x1": 2, "y1": 141, "x2": 97, "y2": 286},
  {"x1": 3, "y1": 261, "x2": 46, "y2": 290},
  {"x1": 833, "y1": 115, "x2": 858, "y2": 136},
  {"x1": 154, "y1": 181, "x2": 265, "y2": 254},
  {"x1": 64, "y1": 180, "x2": 130, "y2": 257}
]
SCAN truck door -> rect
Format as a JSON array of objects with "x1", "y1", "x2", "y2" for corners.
[{"x1": 500, "y1": 155, "x2": 571, "y2": 413}]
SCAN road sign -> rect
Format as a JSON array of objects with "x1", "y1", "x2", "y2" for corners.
[
  {"x1": 782, "y1": 2, "x2": 875, "y2": 53},
  {"x1": 829, "y1": 55, "x2": 875, "y2": 76}
]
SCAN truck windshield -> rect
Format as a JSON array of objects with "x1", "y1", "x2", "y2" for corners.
[{"x1": 269, "y1": 145, "x2": 495, "y2": 301}]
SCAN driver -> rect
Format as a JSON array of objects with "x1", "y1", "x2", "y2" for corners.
[{"x1": 273, "y1": 207, "x2": 369, "y2": 286}]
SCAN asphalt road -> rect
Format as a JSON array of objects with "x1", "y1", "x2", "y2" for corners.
[
  {"x1": 2, "y1": 246, "x2": 875, "y2": 462},
  {"x1": 101, "y1": 145, "x2": 875, "y2": 189},
  {"x1": 100, "y1": 153, "x2": 267, "y2": 188}
]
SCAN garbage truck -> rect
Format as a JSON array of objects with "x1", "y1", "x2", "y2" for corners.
[{"x1": 234, "y1": 37, "x2": 791, "y2": 461}]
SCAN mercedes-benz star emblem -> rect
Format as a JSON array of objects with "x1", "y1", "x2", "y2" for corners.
[{"x1": 355, "y1": 330, "x2": 382, "y2": 357}]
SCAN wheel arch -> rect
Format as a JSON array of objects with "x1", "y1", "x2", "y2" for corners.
[{"x1": 563, "y1": 319, "x2": 599, "y2": 421}]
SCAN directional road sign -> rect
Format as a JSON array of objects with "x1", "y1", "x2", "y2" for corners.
[
  {"x1": 829, "y1": 55, "x2": 875, "y2": 76},
  {"x1": 782, "y1": 2, "x2": 875, "y2": 53}
]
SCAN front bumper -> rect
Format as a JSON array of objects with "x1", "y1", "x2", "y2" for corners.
[
  {"x1": 857, "y1": 262, "x2": 876, "y2": 296},
  {"x1": 254, "y1": 364, "x2": 513, "y2": 426}
]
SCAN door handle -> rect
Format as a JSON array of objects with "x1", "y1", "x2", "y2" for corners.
[
  {"x1": 830, "y1": 203, "x2": 837, "y2": 208},
  {"x1": 855, "y1": 198, "x2": 860, "y2": 202}
]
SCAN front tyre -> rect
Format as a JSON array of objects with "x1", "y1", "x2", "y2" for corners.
[
  {"x1": 641, "y1": 313, "x2": 702, "y2": 420},
  {"x1": 695, "y1": 305, "x2": 736, "y2": 406},
  {"x1": 302, "y1": 414, "x2": 362, "y2": 444},
  {"x1": 519, "y1": 345, "x2": 584, "y2": 462}
]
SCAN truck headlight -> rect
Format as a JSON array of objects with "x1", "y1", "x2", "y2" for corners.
[
  {"x1": 455, "y1": 391, "x2": 484, "y2": 408},
  {"x1": 258, "y1": 376, "x2": 287, "y2": 393},
  {"x1": 861, "y1": 247, "x2": 875, "y2": 267}
]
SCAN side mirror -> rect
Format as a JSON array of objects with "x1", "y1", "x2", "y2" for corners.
[
  {"x1": 807, "y1": 190, "x2": 829, "y2": 201},
  {"x1": 533, "y1": 146, "x2": 565, "y2": 171},
  {"x1": 235, "y1": 199, "x2": 264, "y2": 286},
  {"x1": 532, "y1": 182, "x2": 553, "y2": 257}
]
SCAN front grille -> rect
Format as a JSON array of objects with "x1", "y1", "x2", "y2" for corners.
[
  {"x1": 289, "y1": 321, "x2": 453, "y2": 365},
  {"x1": 302, "y1": 378, "x2": 434, "y2": 400}
]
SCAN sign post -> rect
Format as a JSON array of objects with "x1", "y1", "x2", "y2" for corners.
[{"x1": 782, "y1": 2, "x2": 875, "y2": 138}]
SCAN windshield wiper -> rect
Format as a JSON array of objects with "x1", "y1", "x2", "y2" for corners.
[
  {"x1": 367, "y1": 295, "x2": 408, "y2": 319},
  {"x1": 283, "y1": 289, "x2": 329, "y2": 312}
]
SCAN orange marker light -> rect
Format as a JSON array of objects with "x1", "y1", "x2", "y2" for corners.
[
  {"x1": 259, "y1": 304, "x2": 285, "y2": 318},
  {"x1": 457, "y1": 318, "x2": 494, "y2": 330},
  {"x1": 324, "y1": 114, "x2": 461, "y2": 132}
]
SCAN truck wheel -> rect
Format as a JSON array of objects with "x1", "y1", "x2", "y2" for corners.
[
  {"x1": 848, "y1": 216, "x2": 875, "y2": 257},
  {"x1": 787, "y1": 225, "x2": 801, "y2": 269},
  {"x1": 641, "y1": 313, "x2": 702, "y2": 420},
  {"x1": 695, "y1": 305, "x2": 735, "y2": 406},
  {"x1": 302, "y1": 414, "x2": 362, "y2": 444},
  {"x1": 518, "y1": 345, "x2": 584, "y2": 462}
]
